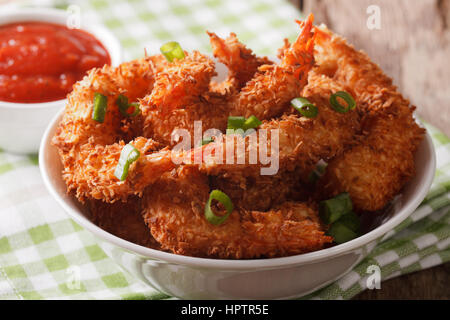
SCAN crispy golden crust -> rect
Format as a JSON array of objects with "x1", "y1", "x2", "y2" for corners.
[
  {"x1": 142, "y1": 167, "x2": 331, "y2": 259},
  {"x1": 113, "y1": 55, "x2": 167, "y2": 102},
  {"x1": 141, "y1": 52, "x2": 228, "y2": 146},
  {"x1": 313, "y1": 26, "x2": 425, "y2": 211},
  {"x1": 313, "y1": 26, "x2": 393, "y2": 99},
  {"x1": 140, "y1": 51, "x2": 216, "y2": 113},
  {"x1": 143, "y1": 91, "x2": 229, "y2": 147},
  {"x1": 210, "y1": 167, "x2": 309, "y2": 212}
]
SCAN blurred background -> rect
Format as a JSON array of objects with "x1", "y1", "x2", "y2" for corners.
[{"x1": 299, "y1": 0, "x2": 450, "y2": 137}]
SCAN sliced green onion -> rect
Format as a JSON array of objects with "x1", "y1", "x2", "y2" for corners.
[
  {"x1": 321, "y1": 192, "x2": 360, "y2": 244},
  {"x1": 227, "y1": 115, "x2": 262, "y2": 134},
  {"x1": 205, "y1": 190, "x2": 233, "y2": 225},
  {"x1": 127, "y1": 103, "x2": 141, "y2": 117},
  {"x1": 114, "y1": 144, "x2": 140, "y2": 181},
  {"x1": 160, "y1": 41, "x2": 185, "y2": 62},
  {"x1": 330, "y1": 91, "x2": 356, "y2": 113},
  {"x1": 291, "y1": 97, "x2": 318, "y2": 118},
  {"x1": 227, "y1": 116, "x2": 246, "y2": 130},
  {"x1": 338, "y1": 211, "x2": 360, "y2": 233},
  {"x1": 92, "y1": 93, "x2": 107, "y2": 123},
  {"x1": 202, "y1": 137, "x2": 214, "y2": 146},
  {"x1": 308, "y1": 161, "x2": 328, "y2": 184},
  {"x1": 116, "y1": 94, "x2": 128, "y2": 110},
  {"x1": 327, "y1": 221, "x2": 358, "y2": 244},
  {"x1": 319, "y1": 193, "x2": 353, "y2": 225},
  {"x1": 243, "y1": 115, "x2": 262, "y2": 130},
  {"x1": 116, "y1": 94, "x2": 140, "y2": 117}
]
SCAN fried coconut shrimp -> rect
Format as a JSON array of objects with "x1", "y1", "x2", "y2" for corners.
[
  {"x1": 207, "y1": 31, "x2": 272, "y2": 92},
  {"x1": 313, "y1": 26, "x2": 425, "y2": 212},
  {"x1": 52, "y1": 59, "x2": 177, "y2": 203},
  {"x1": 182, "y1": 17, "x2": 359, "y2": 215},
  {"x1": 141, "y1": 51, "x2": 216, "y2": 113},
  {"x1": 141, "y1": 51, "x2": 230, "y2": 146},
  {"x1": 196, "y1": 74, "x2": 360, "y2": 182},
  {"x1": 209, "y1": 165, "x2": 315, "y2": 212},
  {"x1": 192, "y1": 74, "x2": 360, "y2": 215},
  {"x1": 143, "y1": 166, "x2": 331, "y2": 259}
]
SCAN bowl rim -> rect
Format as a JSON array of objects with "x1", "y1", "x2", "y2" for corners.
[
  {"x1": 40, "y1": 108, "x2": 436, "y2": 270},
  {"x1": 0, "y1": 7, "x2": 122, "y2": 109}
]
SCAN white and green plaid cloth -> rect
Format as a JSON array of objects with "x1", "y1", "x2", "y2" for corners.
[{"x1": 0, "y1": 0, "x2": 449, "y2": 300}]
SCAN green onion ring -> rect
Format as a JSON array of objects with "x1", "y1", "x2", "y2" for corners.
[
  {"x1": 114, "y1": 144, "x2": 141, "y2": 181},
  {"x1": 116, "y1": 95, "x2": 140, "y2": 117},
  {"x1": 116, "y1": 94, "x2": 128, "y2": 110},
  {"x1": 204, "y1": 190, "x2": 234, "y2": 225},
  {"x1": 160, "y1": 41, "x2": 185, "y2": 62},
  {"x1": 330, "y1": 91, "x2": 356, "y2": 113},
  {"x1": 127, "y1": 102, "x2": 141, "y2": 117},
  {"x1": 291, "y1": 97, "x2": 319, "y2": 118},
  {"x1": 92, "y1": 93, "x2": 108, "y2": 123}
]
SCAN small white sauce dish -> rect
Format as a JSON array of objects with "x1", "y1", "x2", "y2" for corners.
[{"x1": 0, "y1": 8, "x2": 122, "y2": 154}]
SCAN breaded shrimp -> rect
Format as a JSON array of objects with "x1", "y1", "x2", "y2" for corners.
[
  {"x1": 142, "y1": 166, "x2": 331, "y2": 259},
  {"x1": 112, "y1": 55, "x2": 167, "y2": 102},
  {"x1": 207, "y1": 31, "x2": 272, "y2": 92},
  {"x1": 141, "y1": 51, "x2": 216, "y2": 113},
  {"x1": 194, "y1": 74, "x2": 360, "y2": 213},
  {"x1": 142, "y1": 91, "x2": 229, "y2": 147},
  {"x1": 313, "y1": 26, "x2": 425, "y2": 211},
  {"x1": 52, "y1": 60, "x2": 177, "y2": 203},
  {"x1": 194, "y1": 74, "x2": 360, "y2": 181},
  {"x1": 210, "y1": 166, "x2": 308, "y2": 212},
  {"x1": 228, "y1": 14, "x2": 316, "y2": 120},
  {"x1": 141, "y1": 52, "x2": 229, "y2": 146},
  {"x1": 144, "y1": 15, "x2": 317, "y2": 149}
]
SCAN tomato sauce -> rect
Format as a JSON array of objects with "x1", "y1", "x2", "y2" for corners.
[{"x1": 0, "y1": 22, "x2": 111, "y2": 103}]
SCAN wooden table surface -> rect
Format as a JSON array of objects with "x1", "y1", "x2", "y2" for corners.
[{"x1": 290, "y1": 0, "x2": 450, "y2": 299}]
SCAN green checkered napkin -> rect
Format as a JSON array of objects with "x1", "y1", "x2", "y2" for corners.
[{"x1": 0, "y1": 0, "x2": 449, "y2": 300}]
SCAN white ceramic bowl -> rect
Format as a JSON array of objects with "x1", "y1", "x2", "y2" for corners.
[
  {"x1": 0, "y1": 8, "x2": 122, "y2": 154},
  {"x1": 39, "y1": 100, "x2": 436, "y2": 299}
]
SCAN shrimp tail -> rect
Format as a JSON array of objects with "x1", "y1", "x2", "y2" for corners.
[{"x1": 282, "y1": 14, "x2": 316, "y2": 80}]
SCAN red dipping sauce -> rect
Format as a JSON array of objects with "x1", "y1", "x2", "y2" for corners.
[{"x1": 0, "y1": 22, "x2": 111, "y2": 103}]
